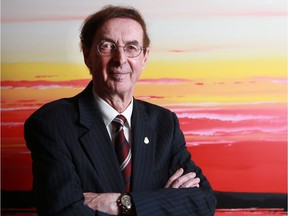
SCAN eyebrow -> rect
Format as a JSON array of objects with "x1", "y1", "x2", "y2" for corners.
[{"x1": 100, "y1": 37, "x2": 141, "y2": 45}]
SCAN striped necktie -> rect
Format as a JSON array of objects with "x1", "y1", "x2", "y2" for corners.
[{"x1": 112, "y1": 115, "x2": 131, "y2": 191}]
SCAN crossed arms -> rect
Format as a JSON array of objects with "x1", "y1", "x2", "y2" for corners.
[
  {"x1": 24, "y1": 102, "x2": 216, "y2": 216},
  {"x1": 84, "y1": 168, "x2": 201, "y2": 214}
]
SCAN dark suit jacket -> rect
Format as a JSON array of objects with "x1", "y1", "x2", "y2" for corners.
[{"x1": 25, "y1": 82, "x2": 216, "y2": 216}]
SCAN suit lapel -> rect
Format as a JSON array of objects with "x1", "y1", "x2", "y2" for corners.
[
  {"x1": 76, "y1": 84, "x2": 156, "y2": 192},
  {"x1": 131, "y1": 100, "x2": 156, "y2": 192},
  {"x1": 77, "y1": 82, "x2": 125, "y2": 192}
]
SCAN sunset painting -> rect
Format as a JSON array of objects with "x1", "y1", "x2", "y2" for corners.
[{"x1": 1, "y1": 0, "x2": 287, "y2": 214}]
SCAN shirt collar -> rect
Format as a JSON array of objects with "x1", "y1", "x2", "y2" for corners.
[{"x1": 92, "y1": 88, "x2": 133, "y2": 127}]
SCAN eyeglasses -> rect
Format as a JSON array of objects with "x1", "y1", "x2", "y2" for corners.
[{"x1": 96, "y1": 40, "x2": 146, "y2": 58}]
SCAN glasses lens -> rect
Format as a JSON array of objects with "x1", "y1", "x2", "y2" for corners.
[
  {"x1": 97, "y1": 41, "x2": 116, "y2": 55},
  {"x1": 124, "y1": 43, "x2": 142, "y2": 57}
]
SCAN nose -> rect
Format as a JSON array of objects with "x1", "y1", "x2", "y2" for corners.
[{"x1": 112, "y1": 46, "x2": 127, "y2": 65}]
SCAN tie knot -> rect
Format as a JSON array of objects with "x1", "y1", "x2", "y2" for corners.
[{"x1": 112, "y1": 115, "x2": 127, "y2": 127}]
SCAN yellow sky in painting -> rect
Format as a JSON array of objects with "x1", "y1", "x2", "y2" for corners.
[
  {"x1": 2, "y1": 57, "x2": 286, "y2": 81},
  {"x1": 1, "y1": 0, "x2": 287, "y2": 106},
  {"x1": 2, "y1": 56, "x2": 286, "y2": 106}
]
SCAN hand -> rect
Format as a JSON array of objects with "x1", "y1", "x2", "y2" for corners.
[
  {"x1": 164, "y1": 168, "x2": 200, "y2": 188},
  {"x1": 83, "y1": 192, "x2": 121, "y2": 215}
]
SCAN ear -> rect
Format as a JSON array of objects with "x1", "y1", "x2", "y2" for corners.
[
  {"x1": 83, "y1": 47, "x2": 92, "y2": 71},
  {"x1": 141, "y1": 47, "x2": 150, "y2": 70}
]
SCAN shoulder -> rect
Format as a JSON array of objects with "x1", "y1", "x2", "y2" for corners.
[
  {"x1": 26, "y1": 97, "x2": 77, "y2": 124},
  {"x1": 134, "y1": 99, "x2": 177, "y2": 121},
  {"x1": 26, "y1": 82, "x2": 93, "y2": 123},
  {"x1": 135, "y1": 99, "x2": 171, "y2": 113}
]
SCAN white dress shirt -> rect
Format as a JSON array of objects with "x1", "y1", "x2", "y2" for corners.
[{"x1": 92, "y1": 89, "x2": 133, "y2": 144}]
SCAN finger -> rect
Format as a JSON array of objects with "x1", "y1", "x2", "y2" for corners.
[
  {"x1": 83, "y1": 192, "x2": 101, "y2": 204},
  {"x1": 83, "y1": 192, "x2": 94, "y2": 199},
  {"x1": 180, "y1": 177, "x2": 200, "y2": 188},
  {"x1": 83, "y1": 195, "x2": 91, "y2": 206},
  {"x1": 170, "y1": 172, "x2": 196, "y2": 188},
  {"x1": 164, "y1": 168, "x2": 184, "y2": 188},
  {"x1": 83, "y1": 193, "x2": 94, "y2": 205},
  {"x1": 183, "y1": 183, "x2": 200, "y2": 188}
]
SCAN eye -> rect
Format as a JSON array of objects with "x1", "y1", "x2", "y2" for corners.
[
  {"x1": 125, "y1": 43, "x2": 140, "y2": 52},
  {"x1": 99, "y1": 41, "x2": 116, "y2": 50}
]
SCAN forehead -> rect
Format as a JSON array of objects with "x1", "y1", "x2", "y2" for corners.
[{"x1": 95, "y1": 18, "x2": 144, "y2": 44}]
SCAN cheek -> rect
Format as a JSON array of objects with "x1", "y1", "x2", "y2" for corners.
[
  {"x1": 130, "y1": 58, "x2": 145, "y2": 72},
  {"x1": 91, "y1": 57, "x2": 109, "y2": 73}
]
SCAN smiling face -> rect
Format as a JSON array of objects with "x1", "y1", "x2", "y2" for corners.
[{"x1": 84, "y1": 18, "x2": 149, "y2": 100}]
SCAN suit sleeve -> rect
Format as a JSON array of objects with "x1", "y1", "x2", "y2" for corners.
[
  {"x1": 24, "y1": 115, "x2": 110, "y2": 216},
  {"x1": 130, "y1": 112, "x2": 217, "y2": 216}
]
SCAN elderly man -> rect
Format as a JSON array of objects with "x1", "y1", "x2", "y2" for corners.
[{"x1": 25, "y1": 5, "x2": 216, "y2": 216}]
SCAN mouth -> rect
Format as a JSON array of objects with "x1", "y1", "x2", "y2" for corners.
[
  {"x1": 109, "y1": 69, "x2": 131, "y2": 75},
  {"x1": 110, "y1": 71, "x2": 130, "y2": 75},
  {"x1": 109, "y1": 70, "x2": 131, "y2": 80},
  {"x1": 110, "y1": 68, "x2": 131, "y2": 74}
]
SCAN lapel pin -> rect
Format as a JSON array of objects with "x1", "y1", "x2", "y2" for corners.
[{"x1": 144, "y1": 137, "x2": 149, "y2": 144}]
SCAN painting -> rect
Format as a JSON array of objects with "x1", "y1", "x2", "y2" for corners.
[{"x1": 1, "y1": 0, "x2": 287, "y2": 213}]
